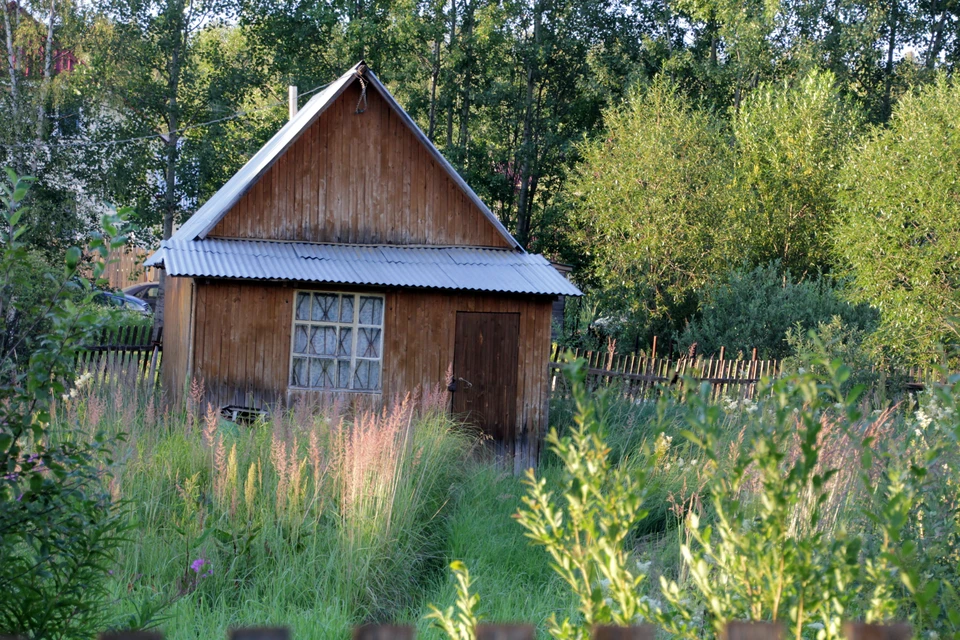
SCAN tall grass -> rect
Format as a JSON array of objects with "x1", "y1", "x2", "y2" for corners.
[{"x1": 54, "y1": 376, "x2": 474, "y2": 637}]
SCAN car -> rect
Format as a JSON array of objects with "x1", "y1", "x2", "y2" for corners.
[
  {"x1": 123, "y1": 282, "x2": 160, "y2": 312},
  {"x1": 94, "y1": 290, "x2": 152, "y2": 315}
]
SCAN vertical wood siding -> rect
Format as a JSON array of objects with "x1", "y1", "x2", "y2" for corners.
[
  {"x1": 186, "y1": 281, "x2": 551, "y2": 466},
  {"x1": 208, "y1": 82, "x2": 511, "y2": 248},
  {"x1": 161, "y1": 276, "x2": 194, "y2": 406}
]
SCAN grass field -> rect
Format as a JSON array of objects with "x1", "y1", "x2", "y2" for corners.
[{"x1": 49, "y1": 367, "x2": 960, "y2": 639}]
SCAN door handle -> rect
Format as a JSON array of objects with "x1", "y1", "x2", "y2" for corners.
[{"x1": 448, "y1": 377, "x2": 473, "y2": 392}]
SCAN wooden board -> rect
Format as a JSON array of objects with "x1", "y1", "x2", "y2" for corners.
[
  {"x1": 160, "y1": 276, "x2": 194, "y2": 406},
  {"x1": 183, "y1": 281, "x2": 552, "y2": 466},
  {"x1": 208, "y1": 82, "x2": 510, "y2": 248},
  {"x1": 452, "y1": 312, "x2": 520, "y2": 441}
]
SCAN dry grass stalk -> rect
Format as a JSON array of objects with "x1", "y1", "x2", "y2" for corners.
[{"x1": 202, "y1": 403, "x2": 218, "y2": 448}]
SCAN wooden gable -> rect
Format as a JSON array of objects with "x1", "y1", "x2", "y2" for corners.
[{"x1": 208, "y1": 81, "x2": 511, "y2": 248}]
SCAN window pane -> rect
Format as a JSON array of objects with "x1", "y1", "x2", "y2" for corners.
[
  {"x1": 308, "y1": 326, "x2": 337, "y2": 356},
  {"x1": 292, "y1": 357, "x2": 308, "y2": 387},
  {"x1": 339, "y1": 295, "x2": 354, "y2": 323},
  {"x1": 354, "y1": 360, "x2": 380, "y2": 391},
  {"x1": 296, "y1": 293, "x2": 311, "y2": 321},
  {"x1": 313, "y1": 294, "x2": 338, "y2": 322},
  {"x1": 337, "y1": 359, "x2": 351, "y2": 389},
  {"x1": 358, "y1": 296, "x2": 383, "y2": 325},
  {"x1": 337, "y1": 328, "x2": 352, "y2": 357},
  {"x1": 310, "y1": 359, "x2": 335, "y2": 389},
  {"x1": 357, "y1": 328, "x2": 381, "y2": 358},
  {"x1": 293, "y1": 326, "x2": 309, "y2": 354}
]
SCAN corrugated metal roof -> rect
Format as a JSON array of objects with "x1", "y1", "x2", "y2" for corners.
[
  {"x1": 146, "y1": 239, "x2": 582, "y2": 296},
  {"x1": 170, "y1": 62, "x2": 521, "y2": 250}
]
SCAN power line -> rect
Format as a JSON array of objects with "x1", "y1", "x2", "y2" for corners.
[{"x1": 0, "y1": 80, "x2": 333, "y2": 150}]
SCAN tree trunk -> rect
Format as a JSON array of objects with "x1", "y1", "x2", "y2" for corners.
[
  {"x1": 3, "y1": 3, "x2": 18, "y2": 107},
  {"x1": 457, "y1": 0, "x2": 474, "y2": 162},
  {"x1": 34, "y1": 0, "x2": 56, "y2": 152},
  {"x1": 884, "y1": 0, "x2": 898, "y2": 119},
  {"x1": 445, "y1": 0, "x2": 457, "y2": 149},
  {"x1": 515, "y1": 0, "x2": 541, "y2": 248},
  {"x1": 925, "y1": 0, "x2": 949, "y2": 69},
  {"x1": 155, "y1": 10, "x2": 184, "y2": 332},
  {"x1": 428, "y1": 38, "x2": 440, "y2": 140}
]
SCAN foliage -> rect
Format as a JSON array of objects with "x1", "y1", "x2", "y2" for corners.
[
  {"x1": 426, "y1": 561, "x2": 481, "y2": 640},
  {"x1": 515, "y1": 357, "x2": 657, "y2": 639},
  {"x1": 661, "y1": 359, "x2": 868, "y2": 640},
  {"x1": 0, "y1": 169, "x2": 131, "y2": 639},
  {"x1": 835, "y1": 75, "x2": 960, "y2": 367},
  {"x1": 679, "y1": 261, "x2": 877, "y2": 359},
  {"x1": 783, "y1": 318, "x2": 882, "y2": 394},
  {"x1": 728, "y1": 71, "x2": 862, "y2": 275},
  {"x1": 565, "y1": 79, "x2": 731, "y2": 350}
]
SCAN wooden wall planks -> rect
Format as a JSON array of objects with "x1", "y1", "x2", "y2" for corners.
[
  {"x1": 180, "y1": 281, "x2": 552, "y2": 465},
  {"x1": 208, "y1": 82, "x2": 510, "y2": 249},
  {"x1": 161, "y1": 276, "x2": 194, "y2": 406}
]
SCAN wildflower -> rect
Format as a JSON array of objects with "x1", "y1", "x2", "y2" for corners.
[{"x1": 190, "y1": 557, "x2": 214, "y2": 578}]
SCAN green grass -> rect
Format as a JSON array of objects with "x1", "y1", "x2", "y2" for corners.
[
  {"x1": 52, "y1": 371, "x2": 956, "y2": 639},
  {"x1": 54, "y1": 381, "x2": 581, "y2": 639}
]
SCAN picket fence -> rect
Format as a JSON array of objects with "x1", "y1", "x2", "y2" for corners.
[
  {"x1": 548, "y1": 344, "x2": 781, "y2": 403},
  {"x1": 75, "y1": 325, "x2": 162, "y2": 389},
  {"x1": 547, "y1": 344, "x2": 949, "y2": 404},
  {"x1": 89, "y1": 622, "x2": 910, "y2": 640}
]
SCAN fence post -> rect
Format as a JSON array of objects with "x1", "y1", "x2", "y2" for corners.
[
  {"x1": 844, "y1": 623, "x2": 912, "y2": 640},
  {"x1": 352, "y1": 625, "x2": 415, "y2": 640},
  {"x1": 722, "y1": 621, "x2": 783, "y2": 640},
  {"x1": 229, "y1": 628, "x2": 290, "y2": 640},
  {"x1": 593, "y1": 625, "x2": 655, "y2": 640},
  {"x1": 476, "y1": 625, "x2": 536, "y2": 640}
]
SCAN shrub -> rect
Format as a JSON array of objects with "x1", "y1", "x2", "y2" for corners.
[
  {"x1": 835, "y1": 75, "x2": 960, "y2": 367},
  {"x1": 679, "y1": 261, "x2": 877, "y2": 359},
  {"x1": 0, "y1": 169, "x2": 131, "y2": 639}
]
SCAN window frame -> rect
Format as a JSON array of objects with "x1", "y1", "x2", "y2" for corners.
[{"x1": 288, "y1": 290, "x2": 385, "y2": 393}]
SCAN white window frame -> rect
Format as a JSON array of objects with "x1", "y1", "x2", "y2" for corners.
[{"x1": 288, "y1": 291, "x2": 385, "y2": 393}]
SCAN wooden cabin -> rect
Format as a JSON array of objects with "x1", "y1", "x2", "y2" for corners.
[{"x1": 146, "y1": 61, "x2": 581, "y2": 468}]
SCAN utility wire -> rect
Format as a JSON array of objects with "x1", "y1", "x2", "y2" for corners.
[{"x1": 0, "y1": 80, "x2": 333, "y2": 150}]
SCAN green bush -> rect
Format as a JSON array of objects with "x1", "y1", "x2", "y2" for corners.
[
  {"x1": 1, "y1": 169, "x2": 132, "y2": 640},
  {"x1": 679, "y1": 261, "x2": 877, "y2": 359}
]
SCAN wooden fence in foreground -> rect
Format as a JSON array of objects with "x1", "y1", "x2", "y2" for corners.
[
  {"x1": 549, "y1": 345, "x2": 781, "y2": 402},
  {"x1": 88, "y1": 621, "x2": 911, "y2": 640},
  {"x1": 75, "y1": 325, "x2": 162, "y2": 389}
]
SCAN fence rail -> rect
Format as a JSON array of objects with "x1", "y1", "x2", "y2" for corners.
[
  {"x1": 77, "y1": 621, "x2": 912, "y2": 640},
  {"x1": 75, "y1": 325, "x2": 162, "y2": 390}
]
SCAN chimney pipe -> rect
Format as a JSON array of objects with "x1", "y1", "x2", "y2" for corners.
[{"x1": 288, "y1": 85, "x2": 298, "y2": 121}]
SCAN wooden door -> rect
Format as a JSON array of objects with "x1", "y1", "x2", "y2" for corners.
[{"x1": 452, "y1": 311, "x2": 520, "y2": 441}]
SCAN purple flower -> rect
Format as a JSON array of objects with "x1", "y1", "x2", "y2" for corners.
[{"x1": 190, "y1": 557, "x2": 213, "y2": 577}]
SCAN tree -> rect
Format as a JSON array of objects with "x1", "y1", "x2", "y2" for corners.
[
  {"x1": 564, "y1": 78, "x2": 731, "y2": 350},
  {"x1": 727, "y1": 70, "x2": 861, "y2": 276},
  {"x1": 835, "y1": 76, "x2": 960, "y2": 365}
]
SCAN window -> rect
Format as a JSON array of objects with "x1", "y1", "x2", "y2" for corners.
[{"x1": 290, "y1": 292, "x2": 384, "y2": 392}]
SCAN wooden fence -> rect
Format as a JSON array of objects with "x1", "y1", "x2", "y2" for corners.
[
  {"x1": 75, "y1": 325, "x2": 162, "y2": 389},
  {"x1": 548, "y1": 344, "x2": 952, "y2": 404},
  {"x1": 86, "y1": 621, "x2": 911, "y2": 640},
  {"x1": 549, "y1": 344, "x2": 781, "y2": 403}
]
